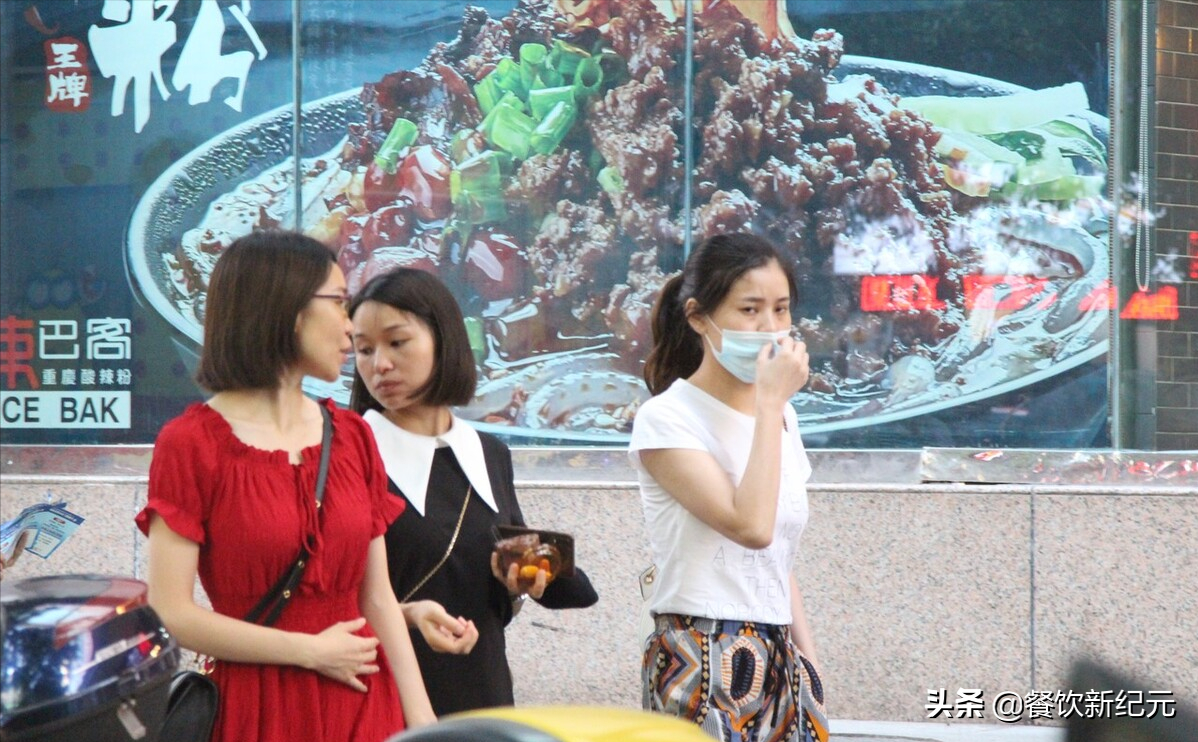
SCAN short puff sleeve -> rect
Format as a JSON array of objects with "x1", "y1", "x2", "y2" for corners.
[
  {"x1": 628, "y1": 393, "x2": 710, "y2": 471},
  {"x1": 135, "y1": 409, "x2": 213, "y2": 544}
]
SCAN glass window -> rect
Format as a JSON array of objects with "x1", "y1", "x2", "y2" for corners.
[{"x1": 3, "y1": 0, "x2": 1189, "y2": 452}]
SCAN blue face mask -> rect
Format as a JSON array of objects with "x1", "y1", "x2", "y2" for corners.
[{"x1": 704, "y1": 318, "x2": 790, "y2": 384}]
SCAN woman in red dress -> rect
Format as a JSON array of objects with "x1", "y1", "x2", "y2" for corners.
[{"x1": 136, "y1": 230, "x2": 435, "y2": 742}]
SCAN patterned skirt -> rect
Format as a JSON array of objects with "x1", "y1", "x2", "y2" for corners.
[{"x1": 643, "y1": 614, "x2": 808, "y2": 742}]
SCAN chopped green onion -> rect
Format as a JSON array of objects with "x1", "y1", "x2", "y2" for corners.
[
  {"x1": 530, "y1": 100, "x2": 577, "y2": 156},
  {"x1": 529, "y1": 85, "x2": 576, "y2": 120},
  {"x1": 597, "y1": 166, "x2": 624, "y2": 195},
  {"x1": 520, "y1": 43, "x2": 548, "y2": 96},
  {"x1": 474, "y1": 74, "x2": 503, "y2": 115},
  {"x1": 491, "y1": 150, "x2": 514, "y2": 173},
  {"x1": 549, "y1": 40, "x2": 588, "y2": 77},
  {"x1": 481, "y1": 92, "x2": 525, "y2": 136},
  {"x1": 573, "y1": 57, "x2": 603, "y2": 98},
  {"x1": 457, "y1": 188, "x2": 508, "y2": 224},
  {"x1": 493, "y1": 57, "x2": 527, "y2": 99},
  {"x1": 464, "y1": 316, "x2": 487, "y2": 363},
  {"x1": 487, "y1": 104, "x2": 536, "y2": 160},
  {"x1": 373, "y1": 117, "x2": 418, "y2": 173},
  {"x1": 455, "y1": 150, "x2": 507, "y2": 192},
  {"x1": 539, "y1": 67, "x2": 565, "y2": 88},
  {"x1": 519, "y1": 42, "x2": 547, "y2": 68},
  {"x1": 452, "y1": 151, "x2": 509, "y2": 222}
]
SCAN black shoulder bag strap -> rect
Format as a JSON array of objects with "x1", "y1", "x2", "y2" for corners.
[{"x1": 244, "y1": 404, "x2": 334, "y2": 627}]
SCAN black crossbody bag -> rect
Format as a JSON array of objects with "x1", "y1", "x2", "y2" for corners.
[{"x1": 161, "y1": 405, "x2": 333, "y2": 742}]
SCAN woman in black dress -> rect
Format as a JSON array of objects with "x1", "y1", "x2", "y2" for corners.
[{"x1": 348, "y1": 268, "x2": 597, "y2": 714}]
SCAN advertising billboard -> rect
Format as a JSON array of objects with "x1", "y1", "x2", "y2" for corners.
[{"x1": 0, "y1": 0, "x2": 1112, "y2": 447}]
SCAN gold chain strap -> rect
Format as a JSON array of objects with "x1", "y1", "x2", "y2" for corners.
[{"x1": 401, "y1": 485, "x2": 472, "y2": 602}]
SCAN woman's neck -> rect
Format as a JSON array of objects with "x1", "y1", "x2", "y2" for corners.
[
  {"x1": 208, "y1": 377, "x2": 310, "y2": 430},
  {"x1": 687, "y1": 357, "x2": 756, "y2": 416},
  {"x1": 384, "y1": 404, "x2": 452, "y2": 437},
  {"x1": 206, "y1": 376, "x2": 321, "y2": 462}
]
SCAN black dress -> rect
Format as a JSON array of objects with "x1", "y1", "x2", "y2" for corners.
[{"x1": 382, "y1": 433, "x2": 597, "y2": 716}]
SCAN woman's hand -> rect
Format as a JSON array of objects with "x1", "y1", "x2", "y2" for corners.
[
  {"x1": 0, "y1": 532, "x2": 30, "y2": 581},
  {"x1": 403, "y1": 600, "x2": 479, "y2": 654},
  {"x1": 755, "y1": 336, "x2": 809, "y2": 408},
  {"x1": 300, "y1": 617, "x2": 382, "y2": 692},
  {"x1": 490, "y1": 552, "x2": 548, "y2": 600}
]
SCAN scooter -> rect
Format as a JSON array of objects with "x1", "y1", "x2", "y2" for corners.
[{"x1": 1, "y1": 574, "x2": 179, "y2": 742}]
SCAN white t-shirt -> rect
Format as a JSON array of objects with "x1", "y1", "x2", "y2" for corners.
[{"x1": 629, "y1": 379, "x2": 812, "y2": 625}]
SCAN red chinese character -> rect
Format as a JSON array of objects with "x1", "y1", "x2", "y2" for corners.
[
  {"x1": 1188, "y1": 232, "x2": 1197, "y2": 281},
  {"x1": 44, "y1": 37, "x2": 92, "y2": 112},
  {"x1": 860, "y1": 275, "x2": 896, "y2": 312},
  {"x1": 0, "y1": 316, "x2": 39, "y2": 390},
  {"x1": 860, "y1": 275, "x2": 945, "y2": 312},
  {"x1": 1120, "y1": 287, "x2": 1180, "y2": 321}
]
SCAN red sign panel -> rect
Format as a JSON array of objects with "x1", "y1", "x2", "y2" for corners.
[
  {"x1": 1119, "y1": 287, "x2": 1180, "y2": 321},
  {"x1": 860, "y1": 275, "x2": 946, "y2": 312},
  {"x1": 1189, "y1": 232, "x2": 1197, "y2": 281},
  {"x1": 43, "y1": 37, "x2": 92, "y2": 112}
]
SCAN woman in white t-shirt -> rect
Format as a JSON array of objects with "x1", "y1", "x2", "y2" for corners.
[{"x1": 630, "y1": 233, "x2": 823, "y2": 742}]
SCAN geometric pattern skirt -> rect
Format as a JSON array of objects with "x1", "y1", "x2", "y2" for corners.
[{"x1": 643, "y1": 614, "x2": 806, "y2": 742}]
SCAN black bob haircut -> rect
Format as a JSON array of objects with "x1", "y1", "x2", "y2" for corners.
[{"x1": 348, "y1": 268, "x2": 477, "y2": 412}]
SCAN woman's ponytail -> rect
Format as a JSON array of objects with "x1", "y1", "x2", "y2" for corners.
[{"x1": 643, "y1": 273, "x2": 703, "y2": 395}]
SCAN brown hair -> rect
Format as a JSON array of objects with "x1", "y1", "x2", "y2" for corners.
[
  {"x1": 348, "y1": 268, "x2": 477, "y2": 412},
  {"x1": 643, "y1": 233, "x2": 797, "y2": 395},
  {"x1": 195, "y1": 230, "x2": 336, "y2": 392}
]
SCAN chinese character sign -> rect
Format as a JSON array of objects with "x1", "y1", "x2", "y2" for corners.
[
  {"x1": 173, "y1": 0, "x2": 268, "y2": 112},
  {"x1": 0, "y1": 316, "x2": 135, "y2": 429},
  {"x1": 44, "y1": 37, "x2": 92, "y2": 111},
  {"x1": 0, "y1": 317, "x2": 38, "y2": 391},
  {"x1": 88, "y1": 0, "x2": 267, "y2": 133},
  {"x1": 87, "y1": 0, "x2": 177, "y2": 133},
  {"x1": 1, "y1": 0, "x2": 296, "y2": 442}
]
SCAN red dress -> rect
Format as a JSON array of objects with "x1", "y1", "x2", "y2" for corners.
[{"x1": 135, "y1": 400, "x2": 407, "y2": 742}]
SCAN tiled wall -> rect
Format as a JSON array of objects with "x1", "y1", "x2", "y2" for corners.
[
  {"x1": 5, "y1": 479, "x2": 1195, "y2": 724},
  {"x1": 507, "y1": 483, "x2": 1198, "y2": 723},
  {"x1": 1155, "y1": 0, "x2": 1198, "y2": 450}
]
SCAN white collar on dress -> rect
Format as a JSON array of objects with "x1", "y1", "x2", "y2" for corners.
[{"x1": 363, "y1": 409, "x2": 498, "y2": 516}]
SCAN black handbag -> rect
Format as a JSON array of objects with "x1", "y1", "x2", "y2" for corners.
[
  {"x1": 161, "y1": 405, "x2": 333, "y2": 742},
  {"x1": 161, "y1": 670, "x2": 219, "y2": 742}
]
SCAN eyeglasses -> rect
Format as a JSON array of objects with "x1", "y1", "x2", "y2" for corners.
[{"x1": 312, "y1": 293, "x2": 351, "y2": 312}]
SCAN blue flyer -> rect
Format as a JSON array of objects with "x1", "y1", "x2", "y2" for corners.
[{"x1": 0, "y1": 502, "x2": 85, "y2": 560}]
